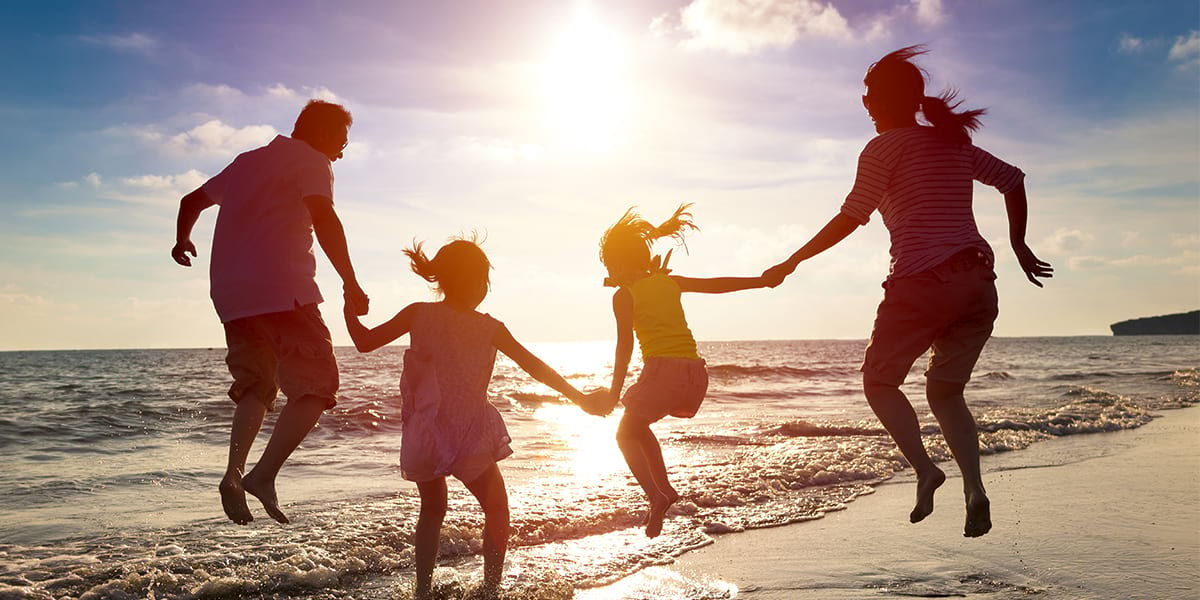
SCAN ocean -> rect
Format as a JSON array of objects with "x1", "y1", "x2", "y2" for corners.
[{"x1": 0, "y1": 336, "x2": 1196, "y2": 599}]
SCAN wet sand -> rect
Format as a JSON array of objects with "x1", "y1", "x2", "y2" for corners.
[{"x1": 580, "y1": 406, "x2": 1200, "y2": 599}]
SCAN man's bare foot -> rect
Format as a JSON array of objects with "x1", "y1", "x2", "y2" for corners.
[
  {"x1": 219, "y1": 474, "x2": 253, "y2": 525},
  {"x1": 963, "y1": 493, "x2": 991, "y2": 537},
  {"x1": 645, "y1": 490, "x2": 680, "y2": 538},
  {"x1": 242, "y1": 469, "x2": 289, "y2": 524},
  {"x1": 909, "y1": 466, "x2": 946, "y2": 524}
]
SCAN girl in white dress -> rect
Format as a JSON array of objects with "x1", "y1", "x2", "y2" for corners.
[{"x1": 345, "y1": 237, "x2": 606, "y2": 599}]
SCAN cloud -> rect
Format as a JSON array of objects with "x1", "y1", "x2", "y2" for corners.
[
  {"x1": 1040, "y1": 228, "x2": 1094, "y2": 254},
  {"x1": 911, "y1": 0, "x2": 947, "y2": 27},
  {"x1": 669, "y1": 0, "x2": 852, "y2": 54},
  {"x1": 165, "y1": 119, "x2": 278, "y2": 156},
  {"x1": 1068, "y1": 250, "x2": 1199, "y2": 274},
  {"x1": 1170, "y1": 234, "x2": 1200, "y2": 248},
  {"x1": 79, "y1": 32, "x2": 158, "y2": 53},
  {"x1": 1117, "y1": 33, "x2": 1145, "y2": 54},
  {"x1": 262, "y1": 83, "x2": 341, "y2": 103},
  {"x1": 1168, "y1": 30, "x2": 1200, "y2": 68},
  {"x1": 84, "y1": 173, "x2": 102, "y2": 187}
]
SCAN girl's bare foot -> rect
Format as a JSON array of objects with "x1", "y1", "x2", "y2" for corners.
[
  {"x1": 242, "y1": 469, "x2": 290, "y2": 524},
  {"x1": 910, "y1": 466, "x2": 946, "y2": 523},
  {"x1": 219, "y1": 474, "x2": 253, "y2": 524},
  {"x1": 645, "y1": 490, "x2": 680, "y2": 538},
  {"x1": 963, "y1": 492, "x2": 991, "y2": 537}
]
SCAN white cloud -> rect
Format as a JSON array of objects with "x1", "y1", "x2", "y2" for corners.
[
  {"x1": 671, "y1": 0, "x2": 852, "y2": 55},
  {"x1": 1041, "y1": 228, "x2": 1094, "y2": 254},
  {"x1": 263, "y1": 83, "x2": 340, "y2": 103},
  {"x1": 84, "y1": 173, "x2": 102, "y2": 187},
  {"x1": 79, "y1": 32, "x2": 158, "y2": 53},
  {"x1": 166, "y1": 119, "x2": 278, "y2": 156},
  {"x1": 912, "y1": 0, "x2": 946, "y2": 28},
  {"x1": 1168, "y1": 30, "x2": 1200, "y2": 68},
  {"x1": 1170, "y1": 234, "x2": 1200, "y2": 248},
  {"x1": 1117, "y1": 33, "x2": 1144, "y2": 54}
]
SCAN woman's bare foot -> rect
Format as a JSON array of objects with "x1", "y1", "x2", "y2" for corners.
[
  {"x1": 219, "y1": 474, "x2": 253, "y2": 525},
  {"x1": 645, "y1": 490, "x2": 680, "y2": 538},
  {"x1": 242, "y1": 469, "x2": 290, "y2": 524},
  {"x1": 910, "y1": 466, "x2": 946, "y2": 523},
  {"x1": 963, "y1": 492, "x2": 991, "y2": 537}
]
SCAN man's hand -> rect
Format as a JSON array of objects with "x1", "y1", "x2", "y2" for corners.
[
  {"x1": 761, "y1": 261, "x2": 794, "y2": 288},
  {"x1": 344, "y1": 284, "x2": 369, "y2": 316},
  {"x1": 171, "y1": 240, "x2": 197, "y2": 267},
  {"x1": 1013, "y1": 243, "x2": 1053, "y2": 287}
]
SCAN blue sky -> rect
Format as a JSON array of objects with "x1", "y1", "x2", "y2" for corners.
[{"x1": 1, "y1": 0, "x2": 1197, "y2": 350}]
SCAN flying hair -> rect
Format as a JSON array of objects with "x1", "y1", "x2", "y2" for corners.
[
  {"x1": 866, "y1": 45, "x2": 986, "y2": 144},
  {"x1": 599, "y1": 204, "x2": 698, "y2": 285},
  {"x1": 402, "y1": 232, "x2": 491, "y2": 299}
]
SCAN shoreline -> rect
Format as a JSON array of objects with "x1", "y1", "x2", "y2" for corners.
[{"x1": 579, "y1": 405, "x2": 1200, "y2": 599}]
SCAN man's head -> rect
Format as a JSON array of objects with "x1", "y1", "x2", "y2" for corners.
[{"x1": 292, "y1": 100, "x2": 353, "y2": 161}]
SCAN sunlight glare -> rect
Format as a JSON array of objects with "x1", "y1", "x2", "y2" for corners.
[{"x1": 540, "y1": 3, "x2": 634, "y2": 153}]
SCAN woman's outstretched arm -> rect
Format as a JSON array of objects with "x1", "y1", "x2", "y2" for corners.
[
  {"x1": 1002, "y1": 182, "x2": 1054, "y2": 287},
  {"x1": 763, "y1": 212, "x2": 861, "y2": 286}
]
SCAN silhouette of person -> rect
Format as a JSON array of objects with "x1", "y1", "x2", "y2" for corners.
[
  {"x1": 343, "y1": 237, "x2": 607, "y2": 598},
  {"x1": 171, "y1": 100, "x2": 369, "y2": 525},
  {"x1": 600, "y1": 205, "x2": 771, "y2": 538},
  {"x1": 764, "y1": 46, "x2": 1052, "y2": 537}
]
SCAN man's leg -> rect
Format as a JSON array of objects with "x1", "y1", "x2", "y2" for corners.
[
  {"x1": 221, "y1": 398, "x2": 268, "y2": 524},
  {"x1": 864, "y1": 375, "x2": 945, "y2": 524},
  {"x1": 242, "y1": 394, "x2": 326, "y2": 524}
]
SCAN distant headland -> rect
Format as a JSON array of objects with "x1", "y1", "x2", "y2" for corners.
[{"x1": 1110, "y1": 310, "x2": 1200, "y2": 336}]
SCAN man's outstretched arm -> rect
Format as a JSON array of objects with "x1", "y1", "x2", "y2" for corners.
[
  {"x1": 304, "y1": 194, "x2": 369, "y2": 315},
  {"x1": 172, "y1": 187, "x2": 216, "y2": 267}
]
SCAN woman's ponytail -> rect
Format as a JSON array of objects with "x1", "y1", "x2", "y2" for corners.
[{"x1": 922, "y1": 91, "x2": 986, "y2": 145}]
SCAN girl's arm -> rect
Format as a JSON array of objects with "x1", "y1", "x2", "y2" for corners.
[
  {"x1": 494, "y1": 324, "x2": 607, "y2": 414},
  {"x1": 672, "y1": 275, "x2": 767, "y2": 294},
  {"x1": 763, "y1": 212, "x2": 861, "y2": 285},
  {"x1": 609, "y1": 288, "x2": 635, "y2": 412},
  {"x1": 344, "y1": 302, "x2": 418, "y2": 353},
  {"x1": 1003, "y1": 182, "x2": 1054, "y2": 287}
]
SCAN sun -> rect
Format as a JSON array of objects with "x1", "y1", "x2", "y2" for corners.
[{"x1": 540, "y1": 4, "x2": 633, "y2": 152}]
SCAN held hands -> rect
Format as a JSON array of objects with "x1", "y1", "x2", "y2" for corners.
[
  {"x1": 343, "y1": 284, "x2": 370, "y2": 316},
  {"x1": 1013, "y1": 243, "x2": 1053, "y2": 287},
  {"x1": 578, "y1": 388, "x2": 614, "y2": 417},
  {"x1": 171, "y1": 240, "x2": 197, "y2": 267},
  {"x1": 761, "y1": 261, "x2": 795, "y2": 288}
]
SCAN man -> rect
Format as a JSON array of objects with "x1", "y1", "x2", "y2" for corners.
[{"x1": 171, "y1": 100, "x2": 369, "y2": 525}]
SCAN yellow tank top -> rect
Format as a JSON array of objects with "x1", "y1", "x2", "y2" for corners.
[{"x1": 627, "y1": 273, "x2": 700, "y2": 360}]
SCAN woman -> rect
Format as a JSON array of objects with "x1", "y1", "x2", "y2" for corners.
[{"x1": 764, "y1": 46, "x2": 1052, "y2": 537}]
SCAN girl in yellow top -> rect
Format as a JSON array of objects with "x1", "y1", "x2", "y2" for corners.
[{"x1": 600, "y1": 204, "x2": 771, "y2": 537}]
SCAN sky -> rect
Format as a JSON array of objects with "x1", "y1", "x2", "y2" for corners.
[{"x1": 0, "y1": 0, "x2": 1197, "y2": 351}]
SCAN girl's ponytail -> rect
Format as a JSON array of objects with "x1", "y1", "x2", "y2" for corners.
[
  {"x1": 404, "y1": 241, "x2": 438, "y2": 283},
  {"x1": 648, "y1": 203, "x2": 698, "y2": 247},
  {"x1": 922, "y1": 92, "x2": 986, "y2": 145}
]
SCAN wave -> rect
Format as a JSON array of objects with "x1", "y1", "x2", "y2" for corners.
[{"x1": 705, "y1": 363, "x2": 856, "y2": 380}]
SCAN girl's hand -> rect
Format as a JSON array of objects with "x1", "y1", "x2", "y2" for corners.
[
  {"x1": 580, "y1": 389, "x2": 613, "y2": 416},
  {"x1": 762, "y1": 262, "x2": 793, "y2": 288}
]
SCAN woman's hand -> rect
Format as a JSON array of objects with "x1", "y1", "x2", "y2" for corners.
[{"x1": 1013, "y1": 243, "x2": 1053, "y2": 287}]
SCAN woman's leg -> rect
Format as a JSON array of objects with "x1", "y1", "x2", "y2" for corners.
[
  {"x1": 926, "y1": 378, "x2": 991, "y2": 537},
  {"x1": 415, "y1": 477, "x2": 448, "y2": 599},
  {"x1": 463, "y1": 463, "x2": 510, "y2": 593},
  {"x1": 863, "y1": 374, "x2": 945, "y2": 523},
  {"x1": 616, "y1": 412, "x2": 678, "y2": 537}
]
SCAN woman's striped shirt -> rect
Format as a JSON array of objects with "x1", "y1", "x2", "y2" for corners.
[{"x1": 840, "y1": 126, "x2": 1024, "y2": 280}]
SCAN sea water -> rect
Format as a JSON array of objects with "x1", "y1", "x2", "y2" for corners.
[{"x1": 0, "y1": 336, "x2": 1196, "y2": 599}]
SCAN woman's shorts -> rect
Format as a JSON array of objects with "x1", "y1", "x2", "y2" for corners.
[
  {"x1": 862, "y1": 250, "x2": 999, "y2": 387},
  {"x1": 621, "y1": 356, "x2": 709, "y2": 422}
]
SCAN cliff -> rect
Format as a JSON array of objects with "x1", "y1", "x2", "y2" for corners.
[{"x1": 1110, "y1": 310, "x2": 1200, "y2": 336}]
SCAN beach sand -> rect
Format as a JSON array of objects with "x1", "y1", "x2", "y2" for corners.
[{"x1": 579, "y1": 406, "x2": 1200, "y2": 599}]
